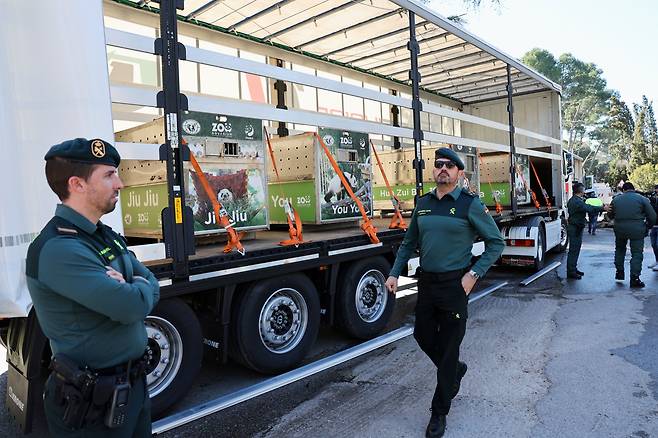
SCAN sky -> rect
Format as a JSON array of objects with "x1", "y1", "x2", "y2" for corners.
[{"x1": 427, "y1": 0, "x2": 658, "y2": 107}]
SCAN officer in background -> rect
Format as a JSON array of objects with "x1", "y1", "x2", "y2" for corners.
[
  {"x1": 585, "y1": 190, "x2": 604, "y2": 235},
  {"x1": 609, "y1": 181, "x2": 657, "y2": 287},
  {"x1": 385, "y1": 148, "x2": 504, "y2": 438},
  {"x1": 566, "y1": 182, "x2": 604, "y2": 279},
  {"x1": 26, "y1": 138, "x2": 160, "y2": 436},
  {"x1": 648, "y1": 184, "x2": 658, "y2": 271}
]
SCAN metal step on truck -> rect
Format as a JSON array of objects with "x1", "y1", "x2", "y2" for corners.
[{"x1": 1, "y1": 0, "x2": 568, "y2": 433}]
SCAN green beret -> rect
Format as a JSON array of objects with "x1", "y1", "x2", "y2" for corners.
[
  {"x1": 434, "y1": 147, "x2": 464, "y2": 170},
  {"x1": 45, "y1": 138, "x2": 120, "y2": 167}
]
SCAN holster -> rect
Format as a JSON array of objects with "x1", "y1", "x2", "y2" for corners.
[{"x1": 48, "y1": 353, "x2": 148, "y2": 430}]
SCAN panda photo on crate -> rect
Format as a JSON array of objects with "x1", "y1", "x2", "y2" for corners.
[{"x1": 323, "y1": 171, "x2": 358, "y2": 203}]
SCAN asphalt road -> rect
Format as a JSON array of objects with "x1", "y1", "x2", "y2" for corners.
[{"x1": 2, "y1": 227, "x2": 657, "y2": 437}]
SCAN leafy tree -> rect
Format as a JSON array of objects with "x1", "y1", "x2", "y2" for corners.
[
  {"x1": 628, "y1": 163, "x2": 658, "y2": 192},
  {"x1": 522, "y1": 50, "x2": 612, "y2": 155}
]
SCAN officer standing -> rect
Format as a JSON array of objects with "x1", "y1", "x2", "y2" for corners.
[
  {"x1": 566, "y1": 183, "x2": 604, "y2": 279},
  {"x1": 648, "y1": 184, "x2": 658, "y2": 271},
  {"x1": 608, "y1": 181, "x2": 657, "y2": 287},
  {"x1": 385, "y1": 148, "x2": 504, "y2": 438},
  {"x1": 26, "y1": 138, "x2": 160, "y2": 436}
]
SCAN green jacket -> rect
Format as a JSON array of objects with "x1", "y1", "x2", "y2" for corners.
[
  {"x1": 609, "y1": 191, "x2": 657, "y2": 238},
  {"x1": 390, "y1": 186, "x2": 504, "y2": 278},
  {"x1": 567, "y1": 195, "x2": 601, "y2": 228},
  {"x1": 26, "y1": 204, "x2": 160, "y2": 369}
]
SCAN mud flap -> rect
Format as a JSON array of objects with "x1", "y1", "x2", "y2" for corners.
[{"x1": 5, "y1": 312, "x2": 49, "y2": 434}]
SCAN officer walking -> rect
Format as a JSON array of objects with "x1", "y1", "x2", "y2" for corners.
[
  {"x1": 566, "y1": 182, "x2": 604, "y2": 279},
  {"x1": 585, "y1": 190, "x2": 604, "y2": 235},
  {"x1": 385, "y1": 148, "x2": 504, "y2": 438},
  {"x1": 26, "y1": 138, "x2": 160, "y2": 436},
  {"x1": 608, "y1": 181, "x2": 657, "y2": 287},
  {"x1": 648, "y1": 184, "x2": 658, "y2": 271}
]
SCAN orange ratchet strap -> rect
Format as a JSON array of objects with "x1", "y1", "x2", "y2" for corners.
[
  {"x1": 529, "y1": 159, "x2": 552, "y2": 208},
  {"x1": 370, "y1": 140, "x2": 407, "y2": 230},
  {"x1": 264, "y1": 127, "x2": 304, "y2": 246},
  {"x1": 313, "y1": 132, "x2": 380, "y2": 244},
  {"x1": 477, "y1": 151, "x2": 503, "y2": 214},
  {"x1": 516, "y1": 163, "x2": 541, "y2": 209},
  {"x1": 188, "y1": 152, "x2": 245, "y2": 255}
]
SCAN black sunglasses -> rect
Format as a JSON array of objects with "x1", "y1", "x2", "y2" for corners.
[{"x1": 434, "y1": 159, "x2": 457, "y2": 169}]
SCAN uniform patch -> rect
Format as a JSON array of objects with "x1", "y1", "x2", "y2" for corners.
[
  {"x1": 417, "y1": 209, "x2": 432, "y2": 216},
  {"x1": 91, "y1": 139, "x2": 105, "y2": 158},
  {"x1": 56, "y1": 227, "x2": 78, "y2": 235},
  {"x1": 450, "y1": 207, "x2": 456, "y2": 215}
]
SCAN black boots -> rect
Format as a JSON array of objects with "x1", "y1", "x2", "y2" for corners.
[
  {"x1": 630, "y1": 276, "x2": 645, "y2": 288},
  {"x1": 426, "y1": 411, "x2": 446, "y2": 438}
]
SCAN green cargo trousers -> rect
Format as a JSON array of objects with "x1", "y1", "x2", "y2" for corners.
[
  {"x1": 566, "y1": 224, "x2": 584, "y2": 274},
  {"x1": 614, "y1": 234, "x2": 645, "y2": 277}
]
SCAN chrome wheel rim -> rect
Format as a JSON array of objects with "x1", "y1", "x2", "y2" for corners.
[
  {"x1": 144, "y1": 316, "x2": 184, "y2": 398},
  {"x1": 259, "y1": 288, "x2": 308, "y2": 354},
  {"x1": 355, "y1": 269, "x2": 388, "y2": 323}
]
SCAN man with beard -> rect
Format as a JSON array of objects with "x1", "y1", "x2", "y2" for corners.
[
  {"x1": 26, "y1": 138, "x2": 160, "y2": 437},
  {"x1": 385, "y1": 147, "x2": 504, "y2": 437}
]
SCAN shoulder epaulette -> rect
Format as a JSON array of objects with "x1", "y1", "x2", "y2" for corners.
[
  {"x1": 463, "y1": 190, "x2": 478, "y2": 198},
  {"x1": 56, "y1": 226, "x2": 78, "y2": 235}
]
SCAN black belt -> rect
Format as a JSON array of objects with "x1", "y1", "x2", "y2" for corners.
[
  {"x1": 95, "y1": 352, "x2": 148, "y2": 383},
  {"x1": 418, "y1": 267, "x2": 469, "y2": 282}
]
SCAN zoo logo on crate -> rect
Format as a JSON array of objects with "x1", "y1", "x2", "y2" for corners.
[
  {"x1": 244, "y1": 123, "x2": 255, "y2": 139},
  {"x1": 211, "y1": 120, "x2": 233, "y2": 135},
  {"x1": 358, "y1": 138, "x2": 366, "y2": 149},
  {"x1": 182, "y1": 119, "x2": 201, "y2": 135},
  {"x1": 323, "y1": 134, "x2": 334, "y2": 146}
]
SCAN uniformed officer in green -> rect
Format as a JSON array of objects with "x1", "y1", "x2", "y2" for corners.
[
  {"x1": 26, "y1": 138, "x2": 160, "y2": 437},
  {"x1": 608, "y1": 181, "x2": 657, "y2": 287},
  {"x1": 566, "y1": 182, "x2": 604, "y2": 279},
  {"x1": 385, "y1": 147, "x2": 504, "y2": 438}
]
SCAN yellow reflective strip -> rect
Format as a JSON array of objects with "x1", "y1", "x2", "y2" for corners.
[{"x1": 174, "y1": 197, "x2": 183, "y2": 224}]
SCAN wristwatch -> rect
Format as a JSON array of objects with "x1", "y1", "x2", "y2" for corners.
[{"x1": 468, "y1": 270, "x2": 480, "y2": 280}]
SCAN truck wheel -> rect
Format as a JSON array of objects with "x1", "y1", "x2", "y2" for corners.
[
  {"x1": 554, "y1": 219, "x2": 569, "y2": 253},
  {"x1": 145, "y1": 298, "x2": 203, "y2": 416},
  {"x1": 533, "y1": 228, "x2": 546, "y2": 271},
  {"x1": 336, "y1": 257, "x2": 395, "y2": 339},
  {"x1": 233, "y1": 274, "x2": 320, "y2": 374}
]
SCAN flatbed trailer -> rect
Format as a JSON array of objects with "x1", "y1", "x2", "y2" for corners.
[{"x1": 1, "y1": 0, "x2": 567, "y2": 433}]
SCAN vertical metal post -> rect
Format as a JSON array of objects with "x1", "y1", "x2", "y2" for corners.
[
  {"x1": 408, "y1": 12, "x2": 424, "y2": 202},
  {"x1": 274, "y1": 59, "x2": 289, "y2": 137},
  {"x1": 506, "y1": 64, "x2": 518, "y2": 215},
  {"x1": 157, "y1": 0, "x2": 194, "y2": 279},
  {"x1": 390, "y1": 90, "x2": 401, "y2": 149}
]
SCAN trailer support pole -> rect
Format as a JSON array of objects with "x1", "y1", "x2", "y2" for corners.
[
  {"x1": 408, "y1": 12, "x2": 424, "y2": 203},
  {"x1": 506, "y1": 64, "x2": 518, "y2": 216},
  {"x1": 156, "y1": 0, "x2": 194, "y2": 278}
]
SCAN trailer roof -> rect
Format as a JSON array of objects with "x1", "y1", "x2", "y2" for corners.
[{"x1": 118, "y1": 0, "x2": 561, "y2": 104}]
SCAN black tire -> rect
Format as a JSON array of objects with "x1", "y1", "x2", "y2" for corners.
[
  {"x1": 336, "y1": 257, "x2": 395, "y2": 339},
  {"x1": 554, "y1": 219, "x2": 569, "y2": 253},
  {"x1": 145, "y1": 298, "x2": 203, "y2": 416},
  {"x1": 533, "y1": 227, "x2": 546, "y2": 271},
  {"x1": 232, "y1": 274, "x2": 320, "y2": 374}
]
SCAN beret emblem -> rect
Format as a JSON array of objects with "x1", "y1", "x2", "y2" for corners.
[{"x1": 91, "y1": 139, "x2": 105, "y2": 158}]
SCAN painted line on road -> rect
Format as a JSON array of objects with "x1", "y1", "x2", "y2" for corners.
[
  {"x1": 519, "y1": 261, "x2": 561, "y2": 286},
  {"x1": 152, "y1": 280, "x2": 507, "y2": 435}
]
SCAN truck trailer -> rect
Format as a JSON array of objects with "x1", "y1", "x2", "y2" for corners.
[{"x1": 1, "y1": 0, "x2": 568, "y2": 432}]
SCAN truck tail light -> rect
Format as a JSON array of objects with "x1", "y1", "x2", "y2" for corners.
[{"x1": 506, "y1": 238, "x2": 534, "y2": 247}]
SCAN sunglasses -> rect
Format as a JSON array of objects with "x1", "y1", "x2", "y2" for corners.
[{"x1": 434, "y1": 159, "x2": 457, "y2": 169}]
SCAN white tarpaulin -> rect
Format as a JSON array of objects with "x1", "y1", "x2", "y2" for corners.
[{"x1": 0, "y1": 0, "x2": 119, "y2": 317}]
